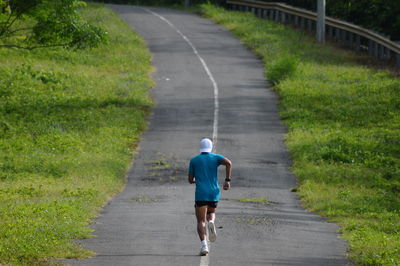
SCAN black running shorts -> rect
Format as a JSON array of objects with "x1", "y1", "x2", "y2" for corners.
[{"x1": 195, "y1": 201, "x2": 218, "y2": 208}]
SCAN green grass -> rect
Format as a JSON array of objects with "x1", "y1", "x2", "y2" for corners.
[
  {"x1": 200, "y1": 4, "x2": 400, "y2": 265},
  {"x1": 238, "y1": 198, "x2": 269, "y2": 204},
  {"x1": 0, "y1": 3, "x2": 153, "y2": 265}
]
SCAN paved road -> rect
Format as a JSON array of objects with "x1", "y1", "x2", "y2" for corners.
[{"x1": 64, "y1": 5, "x2": 349, "y2": 266}]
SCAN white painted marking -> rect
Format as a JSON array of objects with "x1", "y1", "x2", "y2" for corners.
[
  {"x1": 141, "y1": 7, "x2": 219, "y2": 152},
  {"x1": 141, "y1": 8, "x2": 218, "y2": 265},
  {"x1": 199, "y1": 254, "x2": 209, "y2": 266}
]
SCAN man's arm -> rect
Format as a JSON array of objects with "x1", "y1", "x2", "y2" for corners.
[
  {"x1": 220, "y1": 158, "x2": 232, "y2": 190},
  {"x1": 188, "y1": 173, "x2": 195, "y2": 184}
]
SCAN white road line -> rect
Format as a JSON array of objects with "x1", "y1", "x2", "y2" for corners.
[
  {"x1": 141, "y1": 7, "x2": 219, "y2": 152},
  {"x1": 142, "y1": 8, "x2": 216, "y2": 265},
  {"x1": 199, "y1": 253, "x2": 209, "y2": 266}
]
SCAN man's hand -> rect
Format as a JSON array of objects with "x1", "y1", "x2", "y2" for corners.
[
  {"x1": 223, "y1": 181, "x2": 230, "y2": 190},
  {"x1": 188, "y1": 174, "x2": 195, "y2": 184},
  {"x1": 221, "y1": 158, "x2": 232, "y2": 190}
]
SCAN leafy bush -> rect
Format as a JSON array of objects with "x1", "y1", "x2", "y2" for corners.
[
  {"x1": 266, "y1": 55, "x2": 298, "y2": 85},
  {"x1": 0, "y1": 0, "x2": 107, "y2": 49}
]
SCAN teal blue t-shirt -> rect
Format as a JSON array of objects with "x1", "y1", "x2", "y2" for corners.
[{"x1": 188, "y1": 152, "x2": 225, "y2": 201}]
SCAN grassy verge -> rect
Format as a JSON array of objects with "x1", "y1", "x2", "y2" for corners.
[
  {"x1": 0, "y1": 3, "x2": 153, "y2": 265},
  {"x1": 200, "y1": 4, "x2": 400, "y2": 265}
]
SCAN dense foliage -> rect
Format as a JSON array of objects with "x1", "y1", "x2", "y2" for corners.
[
  {"x1": 0, "y1": 0, "x2": 107, "y2": 49},
  {"x1": 259, "y1": 0, "x2": 400, "y2": 41}
]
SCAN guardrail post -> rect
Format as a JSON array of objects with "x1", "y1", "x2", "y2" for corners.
[
  {"x1": 275, "y1": 10, "x2": 279, "y2": 22},
  {"x1": 349, "y1": 32, "x2": 354, "y2": 48},
  {"x1": 338, "y1": 29, "x2": 343, "y2": 43},
  {"x1": 294, "y1": 15, "x2": 299, "y2": 27},
  {"x1": 307, "y1": 19, "x2": 312, "y2": 32},
  {"x1": 380, "y1": 45, "x2": 389, "y2": 60},
  {"x1": 373, "y1": 42, "x2": 379, "y2": 57},
  {"x1": 378, "y1": 44, "x2": 384, "y2": 59},
  {"x1": 328, "y1": 26, "x2": 335, "y2": 39},
  {"x1": 355, "y1": 34, "x2": 361, "y2": 52},
  {"x1": 383, "y1": 47, "x2": 390, "y2": 60},
  {"x1": 340, "y1": 29, "x2": 346, "y2": 44},
  {"x1": 334, "y1": 28, "x2": 339, "y2": 41},
  {"x1": 317, "y1": 0, "x2": 326, "y2": 43},
  {"x1": 396, "y1": 53, "x2": 400, "y2": 67},
  {"x1": 368, "y1": 40, "x2": 374, "y2": 56},
  {"x1": 263, "y1": 9, "x2": 267, "y2": 18},
  {"x1": 386, "y1": 47, "x2": 391, "y2": 60},
  {"x1": 341, "y1": 30, "x2": 346, "y2": 44},
  {"x1": 281, "y1": 12, "x2": 286, "y2": 23},
  {"x1": 371, "y1": 41, "x2": 375, "y2": 56},
  {"x1": 345, "y1": 31, "x2": 352, "y2": 47}
]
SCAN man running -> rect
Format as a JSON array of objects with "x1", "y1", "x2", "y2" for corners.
[{"x1": 188, "y1": 138, "x2": 232, "y2": 255}]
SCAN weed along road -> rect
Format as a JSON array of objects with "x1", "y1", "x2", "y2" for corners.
[{"x1": 65, "y1": 5, "x2": 350, "y2": 266}]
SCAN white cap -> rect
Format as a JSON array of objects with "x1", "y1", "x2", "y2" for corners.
[{"x1": 199, "y1": 138, "x2": 213, "y2": 153}]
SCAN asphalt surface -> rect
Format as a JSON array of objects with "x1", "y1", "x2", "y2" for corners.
[{"x1": 63, "y1": 5, "x2": 350, "y2": 266}]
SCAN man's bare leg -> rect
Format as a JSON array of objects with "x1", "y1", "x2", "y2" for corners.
[
  {"x1": 196, "y1": 206, "x2": 209, "y2": 255},
  {"x1": 207, "y1": 207, "x2": 217, "y2": 242},
  {"x1": 195, "y1": 206, "x2": 208, "y2": 241},
  {"x1": 207, "y1": 207, "x2": 216, "y2": 223}
]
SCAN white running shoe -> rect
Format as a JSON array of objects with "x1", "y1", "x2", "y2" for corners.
[
  {"x1": 208, "y1": 221, "x2": 217, "y2": 242},
  {"x1": 200, "y1": 244, "x2": 209, "y2": 255}
]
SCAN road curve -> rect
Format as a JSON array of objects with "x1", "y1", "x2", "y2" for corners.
[{"x1": 64, "y1": 5, "x2": 350, "y2": 266}]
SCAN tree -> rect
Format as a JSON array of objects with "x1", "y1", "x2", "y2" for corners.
[
  {"x1": 326, "y1": 0, "x2": 400, "y2": 40},
  {"x1": 0, "y1": 0, "x2": 107, "y2": 50}
]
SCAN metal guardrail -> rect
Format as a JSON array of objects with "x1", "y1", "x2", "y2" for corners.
[{"x1": 226, "y1": 0, "x2": 400, "y2": 68}]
